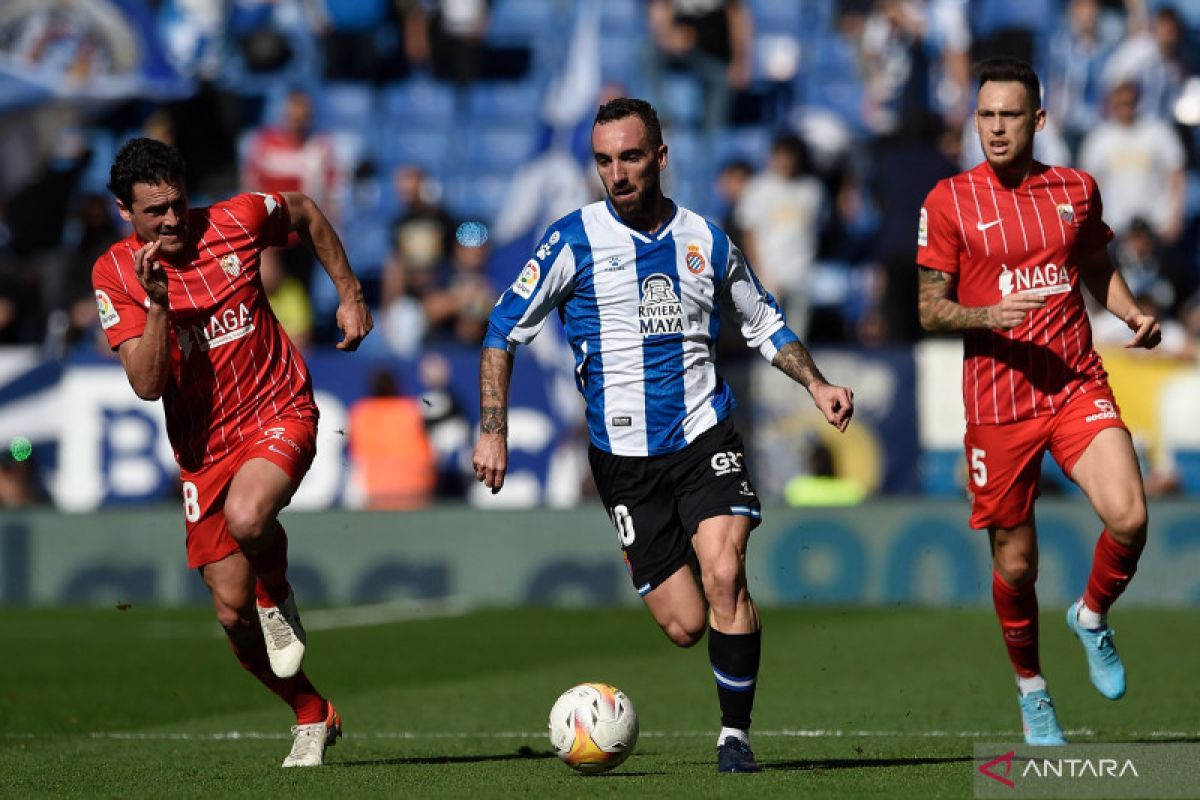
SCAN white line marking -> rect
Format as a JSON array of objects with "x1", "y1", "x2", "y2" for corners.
[{"x1": 6, "y1": 729, "x2": 1200, "y2": 742}]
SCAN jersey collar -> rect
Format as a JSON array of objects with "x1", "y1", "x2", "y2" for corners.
[{"x1": 604, "y1": 198, "x2": 680, "y2": 243}]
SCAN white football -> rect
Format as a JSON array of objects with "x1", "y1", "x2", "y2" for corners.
[{"x1": 547, "y1": 682, "x2": 639, "y2": 773}]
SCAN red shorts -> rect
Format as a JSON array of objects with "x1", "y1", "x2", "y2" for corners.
[
  {"x1": 964, "y1": 387, "x2": 1127, "y2": 530},
  {"x1": 179, "y1": 417, "x2": 317, "y2": 568}
]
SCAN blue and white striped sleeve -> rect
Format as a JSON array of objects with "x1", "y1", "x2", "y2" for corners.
[
  {"x1": 483, "y1": 232, "x2": 577, "y2": 352},
  {"x1": 720, "y1": 240, "x2": 799, "y2": 362}
]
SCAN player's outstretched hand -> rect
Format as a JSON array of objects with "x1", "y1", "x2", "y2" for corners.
[
  {"x1": 811, "y1": 382, "x2": 855, "y2": 433},
  {"x1": 134, "y1": 240, "x2": 168, "y2": 308},
  {"x1": 335, "y1": 295, "x2": 374, "y2": 351},
  {"x1": 472, "y1": 433, "x2": 508, "y2": 494},
  {"x1": 1124, "y1": 311, "x2": 1162, "y2": 349},
  {"x1": 989, "y1": 292, "x2": 1045, "y2": 330}
]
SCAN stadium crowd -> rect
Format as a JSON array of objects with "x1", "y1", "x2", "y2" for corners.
[
  {"x1": 0, "y1": 0, "x2": 1199, "y2": 509},
  {"x1": 1, "y1": 0, "x2": 1198, "y2": 353}
]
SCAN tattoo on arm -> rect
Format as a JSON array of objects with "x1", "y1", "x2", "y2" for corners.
[
  {"x1": 918, "y1": 267, "x2": 991, "y2": 331},
  {"x1": 771, "y1": 340, "x2": 827, "y2": 389},
  {"x1": 479, "y1": 348, "x2": 514, "y2": 435}
]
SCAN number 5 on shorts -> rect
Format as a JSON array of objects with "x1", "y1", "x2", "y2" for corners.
[
  {"x1": 182, "y1": 480, "x2": 201, "y2": 522},
  {"x1": 970, "y1": 448, "x2": 987, "y2": 487}
]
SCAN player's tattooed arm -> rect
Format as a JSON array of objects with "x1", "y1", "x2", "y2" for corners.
[
  {"x1": 918, "y1": 267, "x2": 1045, "y2": 331},
  {"x1": 474, "y1": 347, "x2": 514, "y2": 493},
  {"x1": 478, "y1": 347, "x2": 514, "y2": 436},
  {"x1": 772, "y1": 341, "x2": 856, "y2": 433},
  {"x1": 771, "y1": 340, "x2": 828, "y2": 389}
]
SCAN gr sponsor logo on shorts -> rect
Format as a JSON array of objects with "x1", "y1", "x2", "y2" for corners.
[
  {"x1": 711, "y1": 451, "x2": 743, "y2": 476},
  {"x1": 1085, "y1": 399, "x2": 1119, "y2": 423}
]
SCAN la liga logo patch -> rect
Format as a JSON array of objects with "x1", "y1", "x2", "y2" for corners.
[{"x1": 513, "y1": 259, "x2": 540, "y2": 299}]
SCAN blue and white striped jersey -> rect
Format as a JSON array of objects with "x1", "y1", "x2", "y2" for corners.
[{"x1": 484, "y1": 200, "x2": 798, "y2": 457}]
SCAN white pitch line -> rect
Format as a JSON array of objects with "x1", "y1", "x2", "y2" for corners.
[{"x1": 3, "y1": 729, "x2": 1199, "y2": 742}]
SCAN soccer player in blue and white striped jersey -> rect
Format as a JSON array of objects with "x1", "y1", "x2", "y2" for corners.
[{"x1": 473, "y1": 98, "x2": 854, "y2": 773}]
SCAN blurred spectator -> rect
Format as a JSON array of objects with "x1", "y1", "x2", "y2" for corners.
[
  {"x1": 242, "y1": 88, "x2": 340, "y2": 215},
  {"x1": 316, "y1": 0, "x2": 409, "y2": 82},
  {"x1": 783, "y1": 439, "x2": 866, "y2": 506},
  {"x1": 734, "y1": 133, "x2": 824, "y2": 336},
  {"x1": 1103, "y1": 3, "x2": 1196, "y2": 121},
  {"x1": 1078, "y1": 80, "x2": 1186, "y2": 243},
  {"x1": 242, "y1": 87, "x2": 340, "y2": 288},
  {"x1": 347, "y1": 368, "x2": 435, "y2": 509},
  {"x1": 968, "y1": 0, "x2": 1050, "y2": 65},
  {"x1": 868, "y1": 112, "x2": 958, "y2": 342},
  {"x1": 390, "y1": 165, "x2": 457, "y2": 273},
  {"x1": 1043, "y1": 0, "x2": 1120, "y2": 153},
  {"x1": 406, "y1": 0, "x2": 530, "y2": 84},
  {"x1": 1090, "y1": 289, "x2": 1190, "y2": 358},
  {"x1": 418, "y1": 351, "x2": 472, "y2": 498},
  {"x1": 0, "y1": 450, "x2": 44, "y2": 508},
  {"x1": 261, "y1": 246, "x2": 314, "y2": 350},
  {"x1": 858, "y1": 0, "x2": 971, "y2": 134},
  {"x1": 423, "y1": 239, "x2": 497, "y2": 346},
  {"x1": 713, "y1": 158, "x2": 754, "y2": 247},
  {"x1": 59, "y1": 193, "x2": 120, "y2": 352},
  {"x1": 643, "y1": 0, "x2": 753, "y2": 133},
  {"x1": 378, "y1": 165, "x2": 458, "y2": 355},
  {"x1": 1111, "y1": 217, "x2": 1188, "y2": 313}
]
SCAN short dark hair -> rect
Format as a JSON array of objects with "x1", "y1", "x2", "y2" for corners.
[
  {"x1": 107, "y1": 137, "x2": 186, "y2": 208},
  {"x1": 975, "y1": 57, "x2": 1042, "y2": 108},
  {"x1": 594, "y1": 98, "x2": 663, "y2": 148}
]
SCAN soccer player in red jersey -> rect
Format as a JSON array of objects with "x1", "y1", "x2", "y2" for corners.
[
  {"x1": 917, "y1": 59, "x2": 1160, "y2": 745},
  {"x1": 92, "y1": 138, "x2": 373, "y2": 766}
]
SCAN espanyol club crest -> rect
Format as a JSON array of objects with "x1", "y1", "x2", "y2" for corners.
[
  {"x1": 220, "y1": 253, "x2": 243, "y2": 277},
  {"x1": 685, "y1": 243, "x2": 706, "y2": 274},
  {"x1": 1056, "y1": 203, "x2": 1076, "y2": 225}
]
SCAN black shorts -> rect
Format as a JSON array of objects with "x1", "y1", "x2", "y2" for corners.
[{"x1": 588, "y1": 417, "x2": 762, "y2": 596}]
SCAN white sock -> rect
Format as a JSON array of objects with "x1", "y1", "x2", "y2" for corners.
[
  {"x1": 718, "y1": 727, "x2": 749, "y2": 747},
  {"x1": 1076, "y1": 600, "x2": 1105, "y2": 630},
  {"x1": 1017, "y1": 674, "x2": 1047, "y2": 697}
]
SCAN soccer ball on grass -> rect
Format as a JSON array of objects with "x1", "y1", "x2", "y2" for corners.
[{"x1": 547, "y1": 682, "x2": 639, "y2": 773}]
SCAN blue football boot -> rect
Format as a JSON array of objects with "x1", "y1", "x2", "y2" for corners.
[
  {"x1": 1019, "y1": 689, "x2": 1067, "y2": 746},
  {"x1": 1066, "y1": 598, "x2": 1126, "y2": 700}
]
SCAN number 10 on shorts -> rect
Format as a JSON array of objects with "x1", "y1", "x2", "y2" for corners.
[{"x1": 610, "y1": 504, "x2": 636, "y2": 546}]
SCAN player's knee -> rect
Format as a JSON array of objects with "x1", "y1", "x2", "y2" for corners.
[
  {"x1": 1105, "y1": 499, "x2": 1147, "y2": 545},
  {"x1": 994, "y1": 552, "x2": 1037, "y2": 586},
  {"x1": 701, "y1": 561, "x2": 744, "y2": 613},
  {"x1": 662, "y1": 616, "x2": 706, "y2": 648},
  {"x1": 224, "y1": 498, "x2": 269, "y2": 544},
  {"x1": 214, "y1": 601, "x2": 252, "y2": 631}
]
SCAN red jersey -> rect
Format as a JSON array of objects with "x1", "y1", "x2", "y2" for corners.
[
  {"x1": 917, "y1": 161, "x2": 1114, "y2": 424},
  {"x1": 92, "y1": 192, "x2": 318, "y2": 471}
]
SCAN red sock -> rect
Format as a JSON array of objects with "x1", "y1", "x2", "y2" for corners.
[
  {"x1": 247, "y1": 522, "x2": 291, "y2": 607},
  {"x1": 992, "y1": 570, "x2": 1041, "y2": 678},
  {"x1": 1083, "y1": 529, "x2": 1143, "y2": 615},
  {"x1": 226, "y1": 625, "x2": 326, "y2": 724}
]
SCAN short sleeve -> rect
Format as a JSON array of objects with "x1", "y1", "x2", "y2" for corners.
[
  {"x1": 226, "y1": 192, "x2": 292, "y2": 249},
  {"x1": 91, "y1": 247, "x2": 149, "y2": 351},
  {"x1": 1074, "y1": 173, "x2": 1114, "y2": 257},
  {"x1": 915, "y1": 183, "x2": 961, "y2": 274}
]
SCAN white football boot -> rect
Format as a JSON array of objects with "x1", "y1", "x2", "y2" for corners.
[
  {"x1": 257, "y1": 590, "x2": 307, "y2": 678},
  {"x1": 282, "y1": 702, "x2": 342, "y2": 767}
]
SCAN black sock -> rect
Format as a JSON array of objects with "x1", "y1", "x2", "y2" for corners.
[{"x1": 708, "y1": 627, "x2": 761, "y2": 730}]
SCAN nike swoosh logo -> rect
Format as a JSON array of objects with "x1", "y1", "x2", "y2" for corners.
[
  {"x1": 976, "y1": 219, "x2": 1002, "y2": 231},
  {"x1": 268, "y1": 444, "x2": 294, "y2": 459}
]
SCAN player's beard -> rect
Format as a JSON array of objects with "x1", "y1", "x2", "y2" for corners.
[{"x1": 609, "y1": 171, "x2": 661, "y2": 227}]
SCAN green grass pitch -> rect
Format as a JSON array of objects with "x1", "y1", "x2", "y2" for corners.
[{"x1": 2, "y1": 606, "x2": 1197, "y2": 798}]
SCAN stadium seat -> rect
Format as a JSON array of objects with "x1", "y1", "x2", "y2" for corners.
[
  {"x1": 380, "y1": 78, "x2": 459, "y2": 128},
  {"x1": 747, "y1": 0, "x2": 803, "y2": 32},
  {"x1": 443, "y1": 170, "x2": 511, "y2": 223},
  {"x1": 466, "y1": 81, "x2": 545, "y2": 124},
  {"x1": 488, "y1": 0, "x2": 560, "y2": 40},
  {"x1": 315, "y1": 82, "x2": 375, "y2": 132},
  {"x1": 600, "y1": 0, "x2": 645, "y2": 36},
  {"x1": 599, "y1": 33, "x2": 645, "y2": 86},
  {"x1": 463, "y1": 126, "x2": 541, "y2": 170},
  {"x1": 659, "y1": 73, "x2": 704, "y2": 128},
  {"x1": 714, "y1": 126, "x2": 772, "y2": 167},
  {"x1": 373, "y1": 127, "x2": 456, "y2": 172}
]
